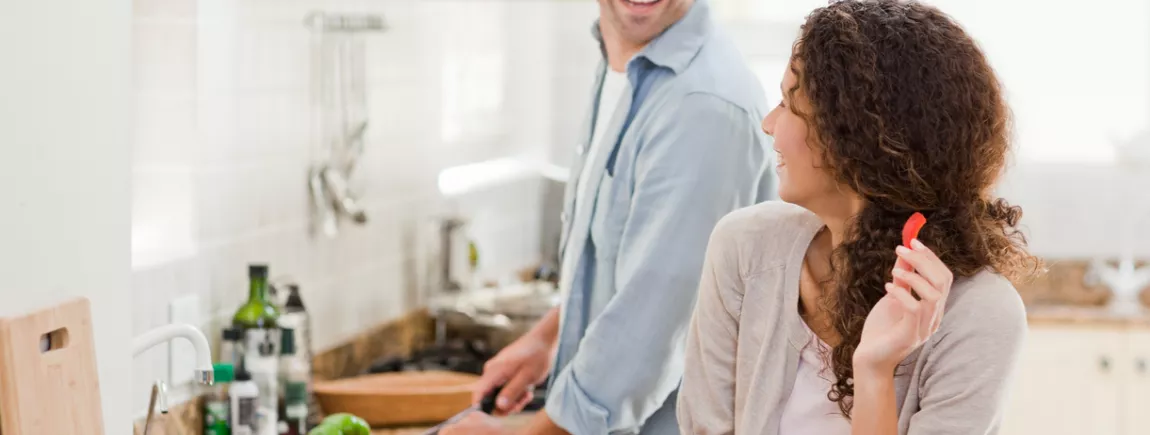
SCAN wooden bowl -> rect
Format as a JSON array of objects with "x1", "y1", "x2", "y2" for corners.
[{"x1": 313, "y1": 371, "x2": 480, "y2": 427}]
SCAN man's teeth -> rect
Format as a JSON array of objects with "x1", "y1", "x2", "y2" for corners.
[{"x1": 628, "y1": 0, "x2": 659, "y2": 4}]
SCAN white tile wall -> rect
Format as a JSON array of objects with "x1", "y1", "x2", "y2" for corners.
[{"x1": 131, "y1": 0, "x2": 575, "y2": 414}]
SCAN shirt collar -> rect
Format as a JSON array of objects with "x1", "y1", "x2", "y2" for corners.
[{"x1": 591, "y1": 0, "x2": 713, "y2": 75}]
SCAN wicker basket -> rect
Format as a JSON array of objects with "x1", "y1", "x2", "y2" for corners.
[{"x1": 313, "y1": 371, "x2": 479, "y2": 427}]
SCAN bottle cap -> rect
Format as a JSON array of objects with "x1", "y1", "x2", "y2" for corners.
[
  {"x1": 285, "y1": 382, "x2": 308, "y2": 403},
  {"x1": 284, "y1": 284, "x2": 305, "y2": 310},
  {"x1": 222, "y1": 327, "x2": 240, "y2": 341},
  {"x1": 248, "y1": 264, "x2": 269, "y2": 278},
  {"x1": 212, "y1": 363, "x2": 235, "y2": 383},
  {"x1": 281, "y1": 328, "x2": 296, "y2": 355},
  {"x1": 234, "y1": 367, "x2": 252, "y2": 382}
]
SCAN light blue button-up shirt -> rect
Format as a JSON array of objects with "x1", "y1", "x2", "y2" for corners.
[{"x1": 545, "y1": 1, "x2": 774, "y2": 434}]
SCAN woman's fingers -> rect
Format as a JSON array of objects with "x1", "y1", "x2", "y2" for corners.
[
  {"x1": 885, "y1": 283, "x2": 921, "y2": 317},
  {"x1": 896, "y1": 241, "x2": 954, "y2": 292},
  {"x1": 897, "y1": 239, "x2": 954, "y2": 334},
  {"x1": 892, "y1": 268, "x2": 941, "y2": 302},
  {"x1": 892, "y1": 257, "x2": 913, "y2": 289},
  {"x1": 893, "y1": 268, "x2": 942, "y2": 332}
]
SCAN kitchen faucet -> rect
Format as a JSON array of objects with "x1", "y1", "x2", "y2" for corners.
[
  {"x1": 133, "y1": 323, "x2": 215, "y2": 384},
  {"x1": 133, "y1": 324, "x2": 212, "y2": 435},
  {"x1": 141, "y1": 380, "x2": 168, "y2": 435}
]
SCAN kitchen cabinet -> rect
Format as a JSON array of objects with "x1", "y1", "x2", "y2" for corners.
[
  {"x1": 1121, "y1": 329, "x2": 1150, "y2": 434},
  {"x1": 1000, "y1": 317, "x2": 1150, "y2": 435}
]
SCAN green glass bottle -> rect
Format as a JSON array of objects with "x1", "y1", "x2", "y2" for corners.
[{"x1": 233, "y1": 264, "x2": 280, "y2": 329}]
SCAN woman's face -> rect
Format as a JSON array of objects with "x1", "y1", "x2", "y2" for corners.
[{"x1": 762, "y1": 61, "x2": 842, "y2": 209}]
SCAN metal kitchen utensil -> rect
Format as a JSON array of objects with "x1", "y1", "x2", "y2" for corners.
[
  {"x1": 321, "y1": 165, "x2": 367, "y2": 224},
  {"x1": 305, "y1": 11, "x2": 382, "y2": 238},
  {"x1": 439, "y1": 217, "x2": 468, "y2": 293},
  {"x1": 308, "y1": 166, "x2": 338, "y2": 237},
  {"x1": 418, "y1": 407, "x2": 477, "y2": 435},
  {"x1": 420, "y1": 385, "x2": 502, "y2": 435},
  {"x1": 304, "y1": 11, "x2": 387, "y2": 33},
  {"x1": 340, "y1": 120, "x2": 368, "y2": 174}
]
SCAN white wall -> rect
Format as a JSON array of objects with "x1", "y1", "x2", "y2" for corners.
[
  {"x1": 0, "y1": 0, "x2": 133, "y2": 433},
  {"x1": 717, "y1": 0, "x2": 1150, "y2": 258},
  {"x1": 131, "y1": 0, "x2": 553, "y2": 415}
]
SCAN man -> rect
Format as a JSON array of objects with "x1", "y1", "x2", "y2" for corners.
[{"x1": 442, "y1": 0, "x2": 771, "y2": 433}]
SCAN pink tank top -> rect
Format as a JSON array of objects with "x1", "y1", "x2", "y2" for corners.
[{"x1": 778, "y1": 320, "x2": 852, "y2": 434}]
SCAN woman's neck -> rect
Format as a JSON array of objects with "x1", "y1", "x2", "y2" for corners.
[
  {"x1": 798, "y1": 192, "x2": 866, "y2": 345},
  {"x1": 810, "y1": 193, "x2": 866, "y2": 250}
]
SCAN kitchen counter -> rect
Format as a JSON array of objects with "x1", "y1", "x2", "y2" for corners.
[
  {"x1": 1027, "y1": 304, "x2": 1150, "y2": 327},
  {"x1": 372, "y1": 413, "x2": 536, "y2": 435}
]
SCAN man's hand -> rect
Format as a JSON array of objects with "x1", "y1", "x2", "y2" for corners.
[
  {"x1": 472, "y1": 309, "x2": 559, "y2": 415},
  {"x1": 440, "y1": 412, "x2": 512, "y2": 435}
]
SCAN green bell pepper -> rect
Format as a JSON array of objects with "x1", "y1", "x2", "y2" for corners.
[{"x1": 308, "y1": 413, "x2": 371, "y2": 435}]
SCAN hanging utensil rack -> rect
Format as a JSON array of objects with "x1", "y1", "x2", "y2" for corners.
[{"x1": 305, "y1": 12, "x2": 386, "y2": 238}]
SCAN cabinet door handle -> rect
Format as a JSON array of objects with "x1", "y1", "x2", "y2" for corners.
[
  {"x1": 1100, "y1": 356, "x2": 1112, "y2": 373},
  {"x1": 1137, "y1": 358, "x2": 1147, "y2": 374}
]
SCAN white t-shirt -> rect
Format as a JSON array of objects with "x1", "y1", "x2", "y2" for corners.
[
  {"x1": 577, "y1": 68, "x2": 629, "y2": 203},
  {"x1": 560, "y1": 68, "x2": 629, "y2": 297}
]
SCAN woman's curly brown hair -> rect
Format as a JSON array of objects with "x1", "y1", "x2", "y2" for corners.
[{"x1": 788, "y1": 0, "x2": 1041, "y2": 416}]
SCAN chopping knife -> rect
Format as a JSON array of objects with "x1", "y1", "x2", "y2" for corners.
[{"x1": 420, "y1": 385, "x2": 503, "y2": 435}]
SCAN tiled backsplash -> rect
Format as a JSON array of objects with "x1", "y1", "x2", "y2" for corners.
[{"x1": 131, "y1": 0, "x2": 597, "y2": 416}]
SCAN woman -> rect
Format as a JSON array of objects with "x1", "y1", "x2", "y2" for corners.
[{"x1": 677, "y1": 1, "x2": 1039, "y2": 434}]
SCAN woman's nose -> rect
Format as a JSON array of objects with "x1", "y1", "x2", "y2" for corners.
[{"x1": 761, "y1": 112, "x2": 775, "y2": 136}]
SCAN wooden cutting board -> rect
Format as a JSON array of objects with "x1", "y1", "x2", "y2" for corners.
[
  {"x1": 0, "y1": 297, "x2": 104, "y2": 434},
  {"x1": 313, "y1": 371, "x2": 479, "y2": 427}
]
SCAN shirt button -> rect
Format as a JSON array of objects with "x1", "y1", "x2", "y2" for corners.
[
  {"x1": 575, "y1": 143, "x2": 586, "y2": 156},
  {"x1": 561, "y1": 212, "x2": 569, "y2": 224}
]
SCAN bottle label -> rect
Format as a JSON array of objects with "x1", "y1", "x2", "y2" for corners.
[
  {"x1": 204, "y1": 400, "x2": 230, "y2": 434},
  {"x1": 286, "y1": 403, "x2": 307, "y2": 420},
  {"x1": 245, "y1": 331, "x2": 279, "y2": 435},
  {"x1": 284, "y1": 381, "x2": 308, "y2": 403},
  {"x1": 235, "y1": 396, "x2": 257, "y2": 435},
  {"x1": 258, "y1": 407, "x2": 279, "y2": 435}
]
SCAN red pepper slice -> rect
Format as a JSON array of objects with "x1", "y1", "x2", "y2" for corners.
[{"x1": 902, "y1": 212, "x2": 927, "y2": 247}]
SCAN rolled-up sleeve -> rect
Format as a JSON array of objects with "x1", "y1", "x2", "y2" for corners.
[{"x1": 545, "y1": 92, "x2": 765, "y2": 434}]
